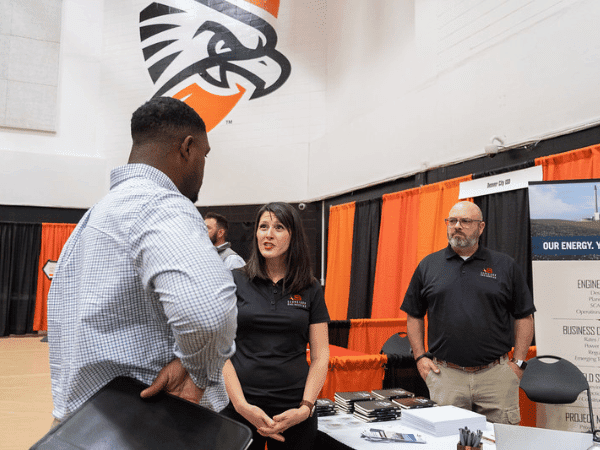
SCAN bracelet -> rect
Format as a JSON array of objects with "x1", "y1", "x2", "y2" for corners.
[
  {"x1": 415, "y1": 352, "x2": 433, "y2": 363},
  {"x1": 299, "y1": 400, "x2": 315, "y2": 417}
]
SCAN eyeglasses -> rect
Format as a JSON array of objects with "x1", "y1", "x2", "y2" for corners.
[{"x1": 444, "y1": 218, "x2": 482, "y2": 227}]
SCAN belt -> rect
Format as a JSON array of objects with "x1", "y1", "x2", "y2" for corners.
[{"x1": 433, "y1": 353, "x2": 508, "y2": 374}]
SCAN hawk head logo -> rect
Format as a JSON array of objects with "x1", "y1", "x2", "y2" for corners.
[{"x1": 139, "y1": 0, "x2": 291, "y2": 131}]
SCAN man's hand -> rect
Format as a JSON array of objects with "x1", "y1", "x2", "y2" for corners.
[
  {"x1": 507, "y1": 360, "x2": 525, "y2": 380},
  {"x1": 416, "y1": 356, "x2": 440, "y2": 381},
  {"x1": 140, "y1": 358, "x2": 204, "y2": 403}
]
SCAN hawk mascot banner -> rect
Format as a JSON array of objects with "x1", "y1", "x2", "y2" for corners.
[{"x1": 139, "y1": 0, "x2": 291, "y2": 131}]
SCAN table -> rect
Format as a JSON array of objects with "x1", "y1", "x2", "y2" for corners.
[{"x1": 316, "y1": 412, "x2": 496, "y2": 450}]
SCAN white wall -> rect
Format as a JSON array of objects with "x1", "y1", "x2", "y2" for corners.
[
  {"x1": 0, "y1": 0, "x2": 107, "y2": 209},
  {"x1": 1, "y1": 0, "x2": 600, "y2": 209},
  {"x1": 310, "y1": 0, "x2": 600, "y2": 198}
]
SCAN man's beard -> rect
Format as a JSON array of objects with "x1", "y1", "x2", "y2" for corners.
[{"x1": 448, "y1": 234, "x2": 478, "y2": 248}]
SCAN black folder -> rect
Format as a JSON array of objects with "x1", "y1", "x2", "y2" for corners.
[{"x1": 30, "y1": 376, "x2": 252, "y2": 450}]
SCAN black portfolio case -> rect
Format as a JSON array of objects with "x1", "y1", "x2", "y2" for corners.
[{"x1": 30, "y1": 376, "x2": 252, "y2": 450}]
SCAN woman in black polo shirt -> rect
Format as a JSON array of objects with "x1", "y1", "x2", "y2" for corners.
[{"x1": 222, "y1": 202, "x2": 330, "y2": 450}]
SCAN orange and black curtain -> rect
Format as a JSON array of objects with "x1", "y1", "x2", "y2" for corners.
[
  {"x1": 325, "y1": 143, "x2": 600, "y2": 324},
  {"x1": 0, "y1": 223, "x2": 42, "y2": 336},
  {"x1": 324, "y1": 198, "x2": 383, "y2": 321},
  {"x1": 371, "y1": 175, "x2": 472, "y2": 319},
  {"x1": 325, "y1": 175, "x2": 471, "y2": 322}
]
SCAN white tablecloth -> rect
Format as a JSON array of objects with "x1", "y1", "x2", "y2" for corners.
[{"x1": 318, "y1": 413, "x2": 496, "y2": 449}]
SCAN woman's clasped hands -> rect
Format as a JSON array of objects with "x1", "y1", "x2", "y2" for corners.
[{"x1": 239, "y1": 403, "x2": 310, "y2": 443}]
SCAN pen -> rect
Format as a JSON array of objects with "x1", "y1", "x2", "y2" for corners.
[{"x1": 472, "y1": 430, "x2": 482, "y2": 447}]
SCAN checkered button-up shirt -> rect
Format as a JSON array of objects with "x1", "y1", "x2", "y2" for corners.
[{"x1": 48, "y1": 164, "x2": 237, "y2": 419}]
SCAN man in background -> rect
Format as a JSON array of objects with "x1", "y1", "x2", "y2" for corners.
[
  {"x1": 205, "y1": 212, "x2": 246, "y2": 270},
  {"x1": 401, "y1": 201, "x2": 535, "y2": 424},
  {"x1": 47, "y1": 97, "x2": 238, "y2": 424}
]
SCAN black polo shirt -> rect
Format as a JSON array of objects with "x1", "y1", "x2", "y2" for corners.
[
  {"x1": 401, "y1": 245, "x2": 535, "y2": 367},
  {"x1": 231, "y1": 270, "x2": 330, "y2": 409}
]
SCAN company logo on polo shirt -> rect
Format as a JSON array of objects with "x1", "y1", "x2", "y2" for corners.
[
  {"x1": 481, "y1": 267, "x2": 497, "y2": 279},
  {"x1": 139, "y1": 0, "x2": 291, "y2": 131},
  {"x1": 288, "y1": 294, "x2": 307, "y2": 309}
]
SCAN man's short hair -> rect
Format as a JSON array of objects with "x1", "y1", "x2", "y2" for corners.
[
  {"x1": 205, "y1": 212, "x2": 229, "y2": 238},
  {"x1": 131, "y1": 97, "x2": 206, "y2": 144}
]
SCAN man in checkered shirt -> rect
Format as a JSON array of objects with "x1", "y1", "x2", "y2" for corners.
[{"x1": 47, "y1": 97, "x2": 238, "y2": 423}]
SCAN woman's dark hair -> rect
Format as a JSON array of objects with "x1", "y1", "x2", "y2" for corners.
[{"x1": 245, "y1": 202, "x2": 314, "y2": 294}]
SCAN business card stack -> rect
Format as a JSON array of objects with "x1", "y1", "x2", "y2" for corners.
[
  {"x1": 371, "y1": 388, "x2": 415, "y2": 401},
  {"x1": 315, "y1": 398, "x2": 337, "y2": 417},
  {"x1": 392, "y1": 396, "x2": 437, "y2": 409},
  {"x1": 334, "y1": 391, "x2": 376, "y2": 413},
  {"x1": 353, "y1": 399, "x2": 402, "y2": 422}
]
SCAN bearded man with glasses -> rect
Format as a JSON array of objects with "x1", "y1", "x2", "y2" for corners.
[{"x1": 401, "y1": 201, "x2": 535, "y2": 424}]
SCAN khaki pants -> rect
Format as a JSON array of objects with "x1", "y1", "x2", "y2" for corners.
[{"x1": 425, "y1": 356, "x2": 520, "y2": 424}]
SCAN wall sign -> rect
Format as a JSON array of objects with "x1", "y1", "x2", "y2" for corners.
[
  {"x1": 458, "y1": 165, "x2": 543, "y2": 199},
  {"x1": 139, "y1": 0, "x2": 291, "y2": 131}
]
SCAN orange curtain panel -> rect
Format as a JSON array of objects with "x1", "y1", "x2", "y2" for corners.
[
  {"x1": 318, "y1": 354, "x2": 387, "y2": 400},
  {"x1": 416, "y1": 175, "x2": 472, "y2": 263},
  {"x1": 33, "y1": 223, "x2": 77, "y2": 331},
  {"x1": 536, "y1": 143, "x2": 600, "y2": 180},
  {"x1": 371, "y1": 175, "x2": 471, "y2": 319},
  {"x1": 324, "y1": 202, "x2": 355, "y2": 320},
  {"x1": 370, "y1": 188, "x2": 421, "y2": 318},
  {"x1": 347, "y1": 318, "x2": 407, "y2": 355}
]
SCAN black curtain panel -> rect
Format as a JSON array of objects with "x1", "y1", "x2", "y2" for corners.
[
  {"x1": 0, "y1": 222, "x2": 42, "y2": 336},
  {"x1": 328, "y1": 320, "x2": 351, "y2": 348},
  {"x1": 473, "y1": 161, "x2": 535, "y2": 294},
  {"x1": 346, "y1": 198, "x2": 382, "y2": 319},
  {"x1": 228, "y1": 221, "x2": 254, "y2": 263}
]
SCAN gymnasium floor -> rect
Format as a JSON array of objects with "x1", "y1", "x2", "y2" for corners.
[{"x1": 0, "y1": 335, "x2": 54, "y2": 450}]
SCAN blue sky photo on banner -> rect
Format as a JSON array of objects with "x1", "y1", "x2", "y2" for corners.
[{"x1": 529, "y1": 179, "x2": 600, "y2": 432}]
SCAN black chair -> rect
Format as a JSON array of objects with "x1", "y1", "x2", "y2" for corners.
[
  {"x1": 380, "y1": 332, "x2": 429, "y2": 398},
  {"x1": 519, "y1": 355, "x2": 600, "y2": 446},
  {"x1": 380, "y1": 331, "x2": 413, "y2": 360}
]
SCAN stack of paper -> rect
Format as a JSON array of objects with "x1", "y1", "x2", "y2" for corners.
[{"x1": 400, "y1": 405, "x2": 487, "y2": 437}]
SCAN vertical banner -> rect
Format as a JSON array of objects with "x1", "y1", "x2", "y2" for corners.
[
  {"x1": 33, "y1": 223, "x2": 77, "y2": 331},
  {"x1": 529, "y1": 179, "x2": 600, "y2": 432}
]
